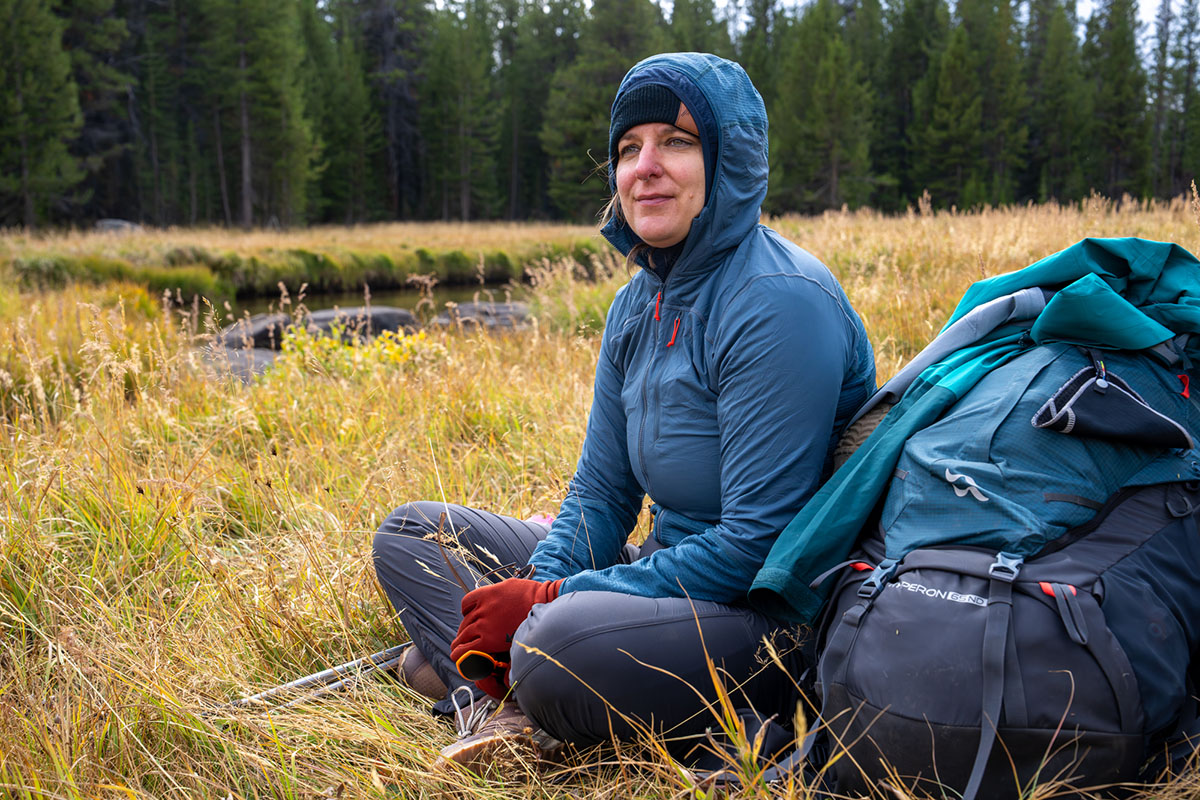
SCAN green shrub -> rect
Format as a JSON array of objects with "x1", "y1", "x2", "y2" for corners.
[
  {"x1": 483, "y1": 250, "x2": 516, "y2": 282},
  {"x1": 79, "y1": 255, "x2": 136, "y2": 281},
  {"x1": 210, "y1": 252, "x2": 245, "y2": 281},
  {"x1": 12, "y1": 255, "x2": 75, "y2": 286},
  {"x1": 164, "y1": 246, "x2": 214, "y2": 267},
  {"x1": 11, "y1": 238, "x2": 605, "y2": 302},
  {"x1": 140, "y1": 265, "x2": 231, "y2": 301},
  {"x1": 439, "y1": 249, "x2": 474, "y2": 283},
  {"x1": 414, "y1": 247, "x2": 436, "y2": 273},
  {"x1": 13, "y1": 255, "x2": 229, "y2": 302}
]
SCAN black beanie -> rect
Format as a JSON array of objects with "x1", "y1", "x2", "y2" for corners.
[{"x1": 609, "y1": 84, "x2": 683, "y2": 164}]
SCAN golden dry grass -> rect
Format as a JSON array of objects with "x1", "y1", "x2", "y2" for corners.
[{"x1": 1, "y1": 200, "x2": 1197, "y2": 798}]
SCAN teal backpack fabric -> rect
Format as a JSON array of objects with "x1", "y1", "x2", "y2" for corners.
[
  {"x1": 750, "y1": 237, "x2": 1200, "y2": 624},
  {"x1": 878, "y1": 342, "x2": 1199, "y2": 557}
]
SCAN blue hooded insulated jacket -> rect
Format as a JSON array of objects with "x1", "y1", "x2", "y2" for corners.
[{"x1": 526, "y1": 52, "x2": 876, "y2": 603}]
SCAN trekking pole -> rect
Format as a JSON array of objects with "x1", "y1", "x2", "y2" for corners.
[{"x1": 229, "y1": 643, "x2": 408, "y2": 710}]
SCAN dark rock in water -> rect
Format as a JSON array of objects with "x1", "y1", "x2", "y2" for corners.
[
  {"x1": 96, "y1": 218, "x2": 143, "y2": 233},
  {"x1": 209, "y1": 301, "x2": 528, "y2": 381},
  {"x1": 431, "y1": 301, "x2": 530, "y2": 330},
  {"x1": 206, "y1": 346, "x2": 279, "y2": 381},
  {"x1": 220, "y1": 306, "x2": 420, "y2": 350},
  {"x1": 220, "y1": 314, "x2": 290, "y2": 350}
]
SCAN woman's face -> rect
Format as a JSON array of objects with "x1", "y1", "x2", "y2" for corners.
[{"x1": 615, "y1": 103, "x2": 706, "y2": 249}]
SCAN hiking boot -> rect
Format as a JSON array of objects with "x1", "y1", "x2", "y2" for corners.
[
  {"x1": 396, "y1": 644, "x2": 447, "y2": 701},
  {"x1": 434, "y1": 690, "x2": 564, "y2": 773}
]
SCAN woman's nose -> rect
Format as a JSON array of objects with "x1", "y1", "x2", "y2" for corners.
[{"x1": 635, "y1": 146, "x2": 663, "y2": 180}]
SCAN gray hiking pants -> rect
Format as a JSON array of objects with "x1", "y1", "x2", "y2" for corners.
[{"x1": 372, "y1": 501, "x2": 805, "y2": 752}]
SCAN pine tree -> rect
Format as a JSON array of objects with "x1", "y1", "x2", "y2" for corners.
[
  {"x1": 770, "y1": 0, "x2": 873, "y2": 211},
  {"x1": 670, "y1": 0, "x2": 733, "y2": 55},
  {"x1": 768, "y1": 11, "x2": 811, "y2": 212},
  {"x1": 1172, "y1": 0, "x2": 1200, "y2": 194},
  {"x1": 419, "y1": 0, "x2": 501, "y2": 221},
  {"x1": 954, "y1": 0, "x2": 1027, "y2": 203},
  {"x1": 496, "y1": 0, "x2": 582, "y2": 218},
  {"x1": 0, "y1": 0, "x2": 86, "y2": 226},
  {"x1": 912, "y1": 24, "x2": 985, "y2": 207},
  {"x1": 58, "y1": 0, "x2": 134, "y2": 222},
  {"x1": 135, "y1": 0, "x2": 187, "y2": 223},
  {"x1": 333, "y1": 17, "x2": 383, "y2": 221},
  {"x1": 540, "y1": 0, "x2": 667, "y2": 220},
  {"x1": 298, "y1": 0, "x2": 338, "y2": 222},
  {"x1": 806, "y1": 37, "x2": 874, "y2": 208},
  {"x1": 301, "y1": 2, "x2": 382, "y2": 223},
  {"x1": 1027, "y1": 0, "x2": 1091, "y2": 201},
  {"x1": 876, "y1": 0, "x2": 950, "y2": 208},
  {"x1": 350, "y1": 0, "x2": 428, "y2": 218},
  {"x1": 197, "y1": 0, "x2": 313, "y2": 227},
  {"x1": 843, "y1": 0, "x2": 888, "y2": 196},
  {"x1": 496, "y1": 0, "x2": 523, "y2": 219},
  {"x1": 1083, "y1": 0, "x2": 1150, "y2": 197},
  {"x1": 1151, "y1": 0, "x2": 1174, "y2": 194},
  {"x1": 981, "y1": 0, "x2": 1029, "y2": 202},
  {"x1": 845, "y1": 0, "x2": 887, "y2": 82},
  {"x1": 738, "y1": 0, "x2": 779, "y2": 107},
  {"x1": 1184, "y1": 98, "x2": 1200, "y2": 191},
  {"x1": 418, "y1": 10, "x2": 456, "y2": 219}
]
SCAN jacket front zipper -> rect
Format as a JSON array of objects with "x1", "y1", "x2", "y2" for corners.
[{"x1": 639, "y1": 279, "x2": 669, "y2": 498}]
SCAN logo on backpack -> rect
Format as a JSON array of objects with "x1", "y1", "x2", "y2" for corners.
[
  {"x1": 891, "y1": 578, "x2": 987, "y2": 606},
  {"x1": 945, "y1": 469, "x2": 989, "y2": 501}
]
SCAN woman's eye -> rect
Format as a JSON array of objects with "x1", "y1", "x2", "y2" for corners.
[
  {"x1": 619, "y1": 144, "x2": 639, "y2": 158},
  {"x1": 668, "y1": 137, "x2": 695, "y2": 147}
]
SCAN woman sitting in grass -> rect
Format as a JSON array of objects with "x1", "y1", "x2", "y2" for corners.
[{"x1": 372, "y1": 51, "x2": 876, "y2": 772}]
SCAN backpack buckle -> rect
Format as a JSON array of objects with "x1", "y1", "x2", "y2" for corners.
[
  {"x1": 988, "y1": 552, "x2": 1024, "y2": 582},
  {"x1": 857, "y1": 558, "x2": 899, "y2": 599}
]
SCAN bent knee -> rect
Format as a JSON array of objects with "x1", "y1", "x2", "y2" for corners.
[
  {"x1": 510, "y1": 596, "x2": 577, "y2": 674},
  {"x1": 510, "y1": 598, "x2": 597, "y2": 742},
  {"x1": 510, "y1": 593, "x2": 649, "y2": 743},
  {"x1": 372, "y1": 501, "x2": 437, "y2": 563}
]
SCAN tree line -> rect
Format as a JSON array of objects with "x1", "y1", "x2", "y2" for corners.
[{"x1": 1, "y1": 0, "x2": 1194, "y2": 228}]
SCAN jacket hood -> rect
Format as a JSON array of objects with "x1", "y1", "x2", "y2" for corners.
[{"x1": 601, "y1": 52, "x2": 769, "y2": 278}]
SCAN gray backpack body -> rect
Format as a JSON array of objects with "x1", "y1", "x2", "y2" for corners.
[{"x1": 817, "y1": 480, "x2": 1200, "y2": 799}]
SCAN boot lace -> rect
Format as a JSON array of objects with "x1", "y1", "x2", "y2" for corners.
[{"x1": 450, "y1": 686, "x2": 497, "y2": 738}]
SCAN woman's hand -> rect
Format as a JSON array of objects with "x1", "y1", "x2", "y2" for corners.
[{"x1": 450, "y1": 577, "x2": 563, "y2": 698}]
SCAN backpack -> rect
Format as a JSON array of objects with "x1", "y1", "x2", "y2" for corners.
[{"x1": 813, "y1": 344, "x2": 1200, "y2": 799}]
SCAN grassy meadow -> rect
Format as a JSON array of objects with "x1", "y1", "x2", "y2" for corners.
[{"x1": 2, "y1": 198, "x2": 1200, "y2": 798}]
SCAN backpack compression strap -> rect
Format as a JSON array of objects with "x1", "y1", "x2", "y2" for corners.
[{"x1": 963, "y1": 553, "x2": 1024, "y2": 800}]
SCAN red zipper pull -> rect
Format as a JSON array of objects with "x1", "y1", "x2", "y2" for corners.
[
  {"x1": 655, "y1": 291, "x2": 661, "y2": 321},
  {"x1": 667, "y1": 317, "x2": 681, "y2": 347},
  {"x1": 1179, "y1": 374, "x2": 1190, "y2": 399}
]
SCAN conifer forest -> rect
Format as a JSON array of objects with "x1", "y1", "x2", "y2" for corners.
[{"x1": 1, "y1": 0, "x2": 1193, "y2": 229}]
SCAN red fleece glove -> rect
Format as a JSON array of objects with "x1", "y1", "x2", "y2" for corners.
[{"x1": 450, "y1": 577, "x2": 563, "y2": 698}]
